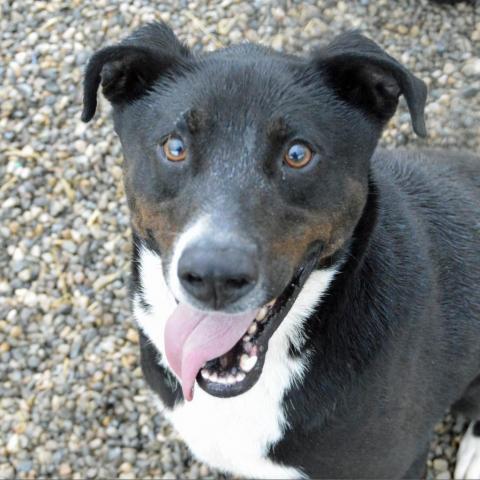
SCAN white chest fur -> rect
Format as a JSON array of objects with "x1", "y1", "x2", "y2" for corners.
[
  {"x1": 159, "y1": 344, "x2": 305, "y2": 479},
  {"x1": 133, "y1": 245, "x2": 337, "y2": 479}
]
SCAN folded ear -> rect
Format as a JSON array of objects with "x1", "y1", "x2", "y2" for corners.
[
  {"x1": 81, "y1": 22, "x2": 191, "y2": 122},
  {"x1": 312, "y1": 31, "x2": 427, "y2": 137}
]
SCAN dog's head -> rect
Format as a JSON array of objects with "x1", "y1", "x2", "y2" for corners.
[{"x1": 82, "y1": 23, "x2": 426, "y2": 400}]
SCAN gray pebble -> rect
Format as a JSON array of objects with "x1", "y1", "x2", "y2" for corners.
[{"x1": 433, "y1": 458, "x2": 449, "y2": 472}]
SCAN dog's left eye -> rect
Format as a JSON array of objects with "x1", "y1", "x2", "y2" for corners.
[
  {"x1": 284, "y1": 143, "x2": 313, "y2": 169},
  {"x1": 162, "y1": 135, "x2": 187, "y2": 162}
]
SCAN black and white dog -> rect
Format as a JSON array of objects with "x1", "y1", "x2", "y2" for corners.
[{"x1": 82, "y1": 23, "x2": 480, "y2": 479}]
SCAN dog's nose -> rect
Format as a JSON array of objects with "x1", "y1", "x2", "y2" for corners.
[{"x1": 178, "y1": 242, "x2": 258, "y2": 309}]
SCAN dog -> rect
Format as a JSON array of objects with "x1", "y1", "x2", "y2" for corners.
[{"x1": 81, "y1": 22, "x2": 480, "y2": 479}]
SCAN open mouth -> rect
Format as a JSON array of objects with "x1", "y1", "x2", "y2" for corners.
[
  {"x1": 196, "y1": 298, "x2": 277, "y2": 398},
  {"x1": 164, "y1": 248, "x2": 321, "y2": 401}
]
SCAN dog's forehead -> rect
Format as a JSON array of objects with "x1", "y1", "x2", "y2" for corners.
[
  {"x1": 154, "y1": 52, "x2": 308, "y2": 129},
  {"x1": 205, "y1": 59, "x2": 302, "y2": 111}
]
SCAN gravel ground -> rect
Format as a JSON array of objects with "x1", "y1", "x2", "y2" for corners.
[{"x1": 1, "y1": 0, "x2": 479, "y2": 478}]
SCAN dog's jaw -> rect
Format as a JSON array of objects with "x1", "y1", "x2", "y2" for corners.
[{"x1": 132, "y1": 238, "x2": 339, "y2": 478}]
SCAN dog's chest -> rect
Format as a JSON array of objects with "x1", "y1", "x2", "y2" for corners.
[
  {"x1": 133, "y1": 247, "x2": 337, "y2": 478},
  {"x1": 157, "y1": 350, "x2": 303, "y2": 479}
]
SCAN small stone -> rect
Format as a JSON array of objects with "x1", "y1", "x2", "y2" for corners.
[
  {"x1": 443, "y1": 63, "x2": 455, "y2": 75},
  {"x1": 70, "y1": 337, "x2": 82, "y2": 359},
  {"x1": 17, "y1": 460, "x2": 33, "y2": 472},
  {"x1": 0, "y1": 465, "x2": 15, "y2": 478},
  {"x1": 271, "y1": 7, "x2": 285, "y2": 21},
  {"x1": 18, "y1": 268, "x2": 32, "y2": 282},
  {"x1": 304, "y1": 18, "x2": 328, "y2": 36},
  {"x1": 436, "y1": 471, "x2": 451, "y2": 480},
  {"x1": 460, "y1": 87, "x2": 479, "y2": 99},
  {"x1": 74, "y1": 271, "x2": 85, "y2": 284},
  {"x1": 27, "y1": 356, "x2": 40, "y2": 369},
  {"x1": 410, "y1": 25, "x2": 420, "y2": 37},
  {"x1": 89, "y1": 438, "x2": 102, "y2": 449},
  {"x1": 271, "y1": 35, "x2": 283, "y2": 50},
  {"x1": 10, "y1": 325, "x2": 22, "y2": 338},
  {"x1": 119, "y1": 462, "x2": 132, "y2": 473},
  {"x1": 217, "y1": 18, "x2": 235, "y2": 36},
  {"x1": 59, "y1": 464, "x2": 72, "y2": 477},
  {"x1": 23, "y1": 291, "x2": 38, "y2": 308},
  {"x1": 110, "y1": 164, "x2": 122, "y2": 179},
  {"x1": 62, "y1": 240, "x2": 77, "y2": 254},
  {"x1": 432, "y1": 458, "x2": 449, "y2": 472},
  {"x1": 36, "y1": 448, "x2": 53, "y2": 465},
  {"x1": 50, "y1": 201, "x2": 66, "y2": 217},
  {"x1": 6, "y1": 434, "x2": 20, "y2": 454},
  {"x1": 126, "y1": 328, "x2": 139, "y2": 344},
  {"x1": 462, "y1": 58, "x2": 480, "y2": 78}
]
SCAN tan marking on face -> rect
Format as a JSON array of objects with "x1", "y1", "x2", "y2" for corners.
[
  {"x1": 269, "y1": 217, "x2": 334, "y2": 272},
  {"x1": 270, "y1": 177, "x2": 367, "y2": 268},
  {"x1": 129, "y1": 196, "x2": 181, "y2": 254}
]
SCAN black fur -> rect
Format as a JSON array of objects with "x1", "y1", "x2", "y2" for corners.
[
  {"x1": 270, "y1": 150, "x2": 480, "y2": 478},
  {"x1": 81, "y1": 23, "x2": 191, "y2": 122},
  {"x1": 82, "y1": 23, "x2": 480, "y2": 479},
  {"x1": 474, "y1": 420, "x2": 480, "y2": 437},
  {"x1": 314, "y1": 31, "x2": 427, "y2": 136},
  {"x1": 139, "y1": 330, "x2": 183, "y2": 409}
]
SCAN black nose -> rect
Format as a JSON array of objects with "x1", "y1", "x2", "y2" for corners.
[{"x1": 178, "y1": 242, "x2": 258, "y2": 309}]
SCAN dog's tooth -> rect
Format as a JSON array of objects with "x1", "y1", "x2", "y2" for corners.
[
  {"x1": 256, "y1": 306, "x2": 268, "y2": 321},
  {"x1": 240, "y1": 354, "x2": 257, "y2": 372},
  {"x1": 247, "y1": 323, "x2": 257, "y2": 335},
  {"x1": 243, "y1": 335, "x2": 251, "y2": 343},
  {"x1": 239, "y1": 354, "x2": 249, "y2": 370},
  {"x1": 235, "y1": 372, "x2": 246, "y2": 382},
  {"x1": 210, "y1": 372, "x2": 218, "y2": 382},
  {"x1": 226, "y1": 374, "x2": 235, "y2": 384},
  {"x1": 201, "y1": 369, "x2": 210, "y2": 380},
  {"x1": 243, "y1": 342, "x2": 253, "y2": 353},
  {"x1": 266, "y1": 299, "x2": 276, "y2": 309}
]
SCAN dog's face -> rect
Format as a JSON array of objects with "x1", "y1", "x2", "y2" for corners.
[{"x1": 83, "y1": 23, "x2": 426, "y2": 400}]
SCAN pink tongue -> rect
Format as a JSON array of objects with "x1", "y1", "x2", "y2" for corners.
[{"x1": 164, "y1": 303, "x2": 257, "y2": 401}]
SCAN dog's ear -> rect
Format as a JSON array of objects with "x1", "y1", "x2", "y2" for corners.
[
  {"x1": 312, "y1": 31, "x2": 427, "y2": 137},
  {"x1": 81, "y1": 22, "x2": 191, "y2": 122}
]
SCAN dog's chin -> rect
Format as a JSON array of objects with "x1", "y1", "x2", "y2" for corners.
[{"x1": 196, "y1": 253, "x2": 321, "y2": 399}]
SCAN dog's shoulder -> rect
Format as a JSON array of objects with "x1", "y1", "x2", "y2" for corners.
[
  {"x1": 371, "y1": 148, "x2": 480, "y2": 213},
  {"x1": 372, "y1": 148, "x2": 480, "y2": 188},
  {"x1": 370, "y1": 147, "x2": 480, "y2": 312}
]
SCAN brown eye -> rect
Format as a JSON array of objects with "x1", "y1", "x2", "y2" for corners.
[
  {"x1": 284, "y1": 143, "x2": 313, "y2": 169},
  {"x1": 163, "y1": 136, "x2": 187, "y2": 161}
]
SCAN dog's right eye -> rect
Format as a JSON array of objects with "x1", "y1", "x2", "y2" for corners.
[
  {"x1": 162, "y1": 135, "x2": 187, "y2": 162},
  {"x1": 284, "y1": 142, "x2": 313, "y2": 169}
]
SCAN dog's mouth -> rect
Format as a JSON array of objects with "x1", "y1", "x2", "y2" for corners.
[
  {"x1": 164, "y1": 250, "x2": 321, "y2": 401},
  {"x1": 196, "y1": 297, "x2": 277, "y2": 399}
]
